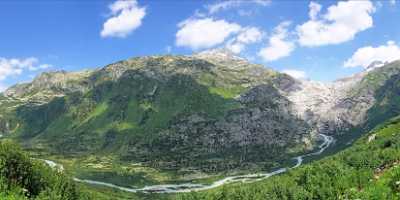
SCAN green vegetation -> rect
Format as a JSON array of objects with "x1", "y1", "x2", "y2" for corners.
[
  {"x1": 0, "y1": 141, "x2": 167, "y2": 200},
  {"x1": 177, "y1": 117, "x2": 400, "y2": 199},
  {"x1": 208, "y1": 86, "x2": 244, "y2": 99},
  {"x1": 366, "y1": 74, "x2": 400, "y2": 130},
  {"x1": 351, "y1": 61, "x2": 400, "y2": 97},
  {"x1": 0, "y1": 141, "x2": 89, "y2": 200}
]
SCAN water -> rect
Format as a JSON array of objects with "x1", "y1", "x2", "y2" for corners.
[{"x1": 43, "y1": 134, "x2": 334, "y2": 193}]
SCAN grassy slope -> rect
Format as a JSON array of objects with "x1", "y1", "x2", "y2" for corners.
[{"x1": 176, "y1": 116, "x2": 400, "y2": 200}]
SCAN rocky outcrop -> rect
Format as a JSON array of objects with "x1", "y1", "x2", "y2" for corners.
[
  {"x1": 4, "y1": 70, "x2": 93, "y2": 103},
  {"x1": 0, "y1": 117, "x2": 11, "y2": 134},
  {"x1": 171, "y1": 84, "x2": 309, "y2": 149},
  {"x1": 285, "y1": 60, "x2": 400, "y2": 135}
]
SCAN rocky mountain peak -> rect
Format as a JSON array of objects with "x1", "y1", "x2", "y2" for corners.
[
  {"x1": 3, "y1": 69, "x2": 93, "y2": 101},
  {"x1": 192, "y1": 48, "x2": 248, "y2": 66}
]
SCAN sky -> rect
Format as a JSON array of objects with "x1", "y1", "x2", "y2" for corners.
[{"x1": 0, "y1": 0, "x2": 399, "y2": 91}]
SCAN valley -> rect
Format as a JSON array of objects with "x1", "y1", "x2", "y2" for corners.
[
  {"x1": 40, "y1": 133, "x2": 332, "y2": 194},
  {"x1": 1, "y1": 0, "x2": 399, "y2": 199},
  {"x1": 0, "y1": 50, "x2": 400, "y2": 199}
]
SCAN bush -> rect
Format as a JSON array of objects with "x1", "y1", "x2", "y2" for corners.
[{"x1": 0, "y1": 141, "x2": 89, "y2": 199}]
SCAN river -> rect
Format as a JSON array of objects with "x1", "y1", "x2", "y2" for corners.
[{"x1": 44, "y1": 133, "x2": 334, "y2": 193}]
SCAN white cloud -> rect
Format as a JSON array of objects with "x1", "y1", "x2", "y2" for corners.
[
  {"x1": 101, "y1": 0, "x2": 146, "y2": 38},
  {"x1": 226, "y1": 27, "x2": 263, "y2": 53},
  {"x1": 236, "y1": 27, "x2": 263, "y2": 44},
  {"x1": 344, "y1": 41, "x2": 400, "y2": 68},
  {"x1": 258, "y1": 21, "x2": 295, "y2": 61},
  {"x1": 176, "y1": 0, "x2": 270, "y2": 52},
  {"x1": 175, "y1": 18, "x2": 241, "y2": 50},
  {"x1": 226, "y1": 42, "x2": 244, "y2": 54},
  {"x1": 282, "y1": 69, "x2": 307, "y2": 79},
  {"x1": 390, "y1": 0, "x2": 396, "y2": 5},
  {"x1": 206, "y1": 0, "x2": 271, "y2": 14},
  {"x1": 297, "y1": 1, "x2": 375, "y2": 47},
  {"x1": 0, "y1": 57, "x2": 52, "y2": 81},
  {"x1": 34, "y1": 64, "x2": 53, "y2": 71}
]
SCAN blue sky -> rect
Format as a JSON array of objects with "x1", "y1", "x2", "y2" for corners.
[{"x1": 0, "y1": 0, "x2": 399, "y2": 90}]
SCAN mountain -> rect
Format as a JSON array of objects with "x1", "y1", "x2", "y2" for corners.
[{"x1": 0, "y1": 49, "x2": 311, "y2": 174}]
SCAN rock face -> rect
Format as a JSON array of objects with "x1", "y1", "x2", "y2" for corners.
[
  {"x1": 286, "y1": 74, "x2": 366, "y2": 135},
  {"x1": 285, "y1": 60, "x2": 400, "y2": 135},
  {"x1": 140, "y1": 84, "x2": 310, "y2": 170}
]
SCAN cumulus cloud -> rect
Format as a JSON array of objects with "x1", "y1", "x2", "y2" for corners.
[
  {"x1": 175, "y1": 18, "x2": 241, "y2": 50},
  {"x1": 176, "y1": 0, "x2": 271, "y2": 52},
  {"x1": 258, "y1": 21, "x2": 295, "y2": 61},
  {"x1": 226, "y1": 27, "x2": 263, "y2": 54},
  {"x1": 344, "y1": 41, "x2": 400, "y2": 68},
  {"x1": 297, "y1": 1, "x2": 375, "y2": 47},
  {"x1": 206, "y1": 0, "x2": 271, "y2": 14},
  {"x1": 0, "y1": 57, "x2": 52, "y2": 81},
  {"x1": 101, "y1": 0, "x2": 146, "y2": 38},
  {"x1": 282, "y1": 69, "x2": 307, "y2": 79}
]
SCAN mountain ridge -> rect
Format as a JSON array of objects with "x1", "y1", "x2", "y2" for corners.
[{"x1": 0, "y1": 50, "x2": 312, "y2": 175}]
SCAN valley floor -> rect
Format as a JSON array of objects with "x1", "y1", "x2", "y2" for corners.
[{"x1": 33, "y1": 134, "x2": 333, "y2": 198}]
